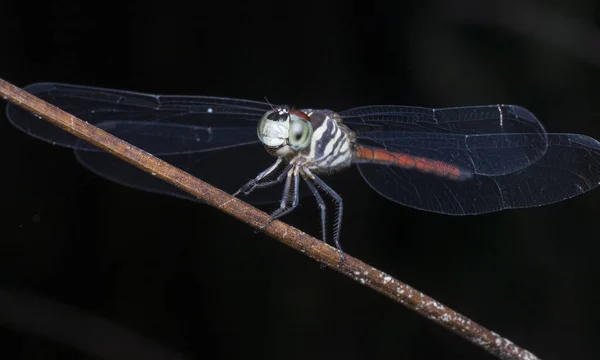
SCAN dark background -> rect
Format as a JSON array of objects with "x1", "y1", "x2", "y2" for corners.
[{"x1": 1, "y1": 0, "x2": 599, "y2": 359}]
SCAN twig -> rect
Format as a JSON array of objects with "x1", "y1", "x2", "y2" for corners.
[{"x1": 0, "y1": 78, "x2": 540, "y2": 360}]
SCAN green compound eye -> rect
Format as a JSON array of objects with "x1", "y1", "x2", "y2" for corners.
[
  {"x1": 257, "y1": 109, "x2": 289, "y2": 148},
  {"x1": 288, "y1": 117, "x2": 313, "y2": 150}
]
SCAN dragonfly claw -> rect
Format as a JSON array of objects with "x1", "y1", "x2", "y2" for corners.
[{"x1": 259, "y1": 218, "x2": 274, "y2": 230}]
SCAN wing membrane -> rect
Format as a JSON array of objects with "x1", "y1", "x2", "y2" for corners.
[
  {"x1": 356, "y1": 134, "x2": 600, "y2": 215},
  {"x1": 6, "y1": 82, "x2": 272, "y2": 151},
  {"x1": 344, "y1": 104, "x2": 548, "y2": 175},
  {"x1": 5, "y1": 82, "x2": 294, "y2": 204}
]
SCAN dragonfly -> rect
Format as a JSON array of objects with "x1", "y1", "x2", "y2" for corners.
[{"x1": 6, "y1": 82, "x2": 600, "y2": 255}]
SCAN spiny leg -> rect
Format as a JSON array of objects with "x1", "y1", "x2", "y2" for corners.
[
  {"x1": 253, "y1": 170, "x2": 292, "y2": 234},
  {"x1": 305, "y1": 169, "x2": 344, "y2": 261},
  {"x1": 251, "y1": 171, "x2": 293, "y2": 234},
  {"x1": 233, "y1": 158, "x2": 283, "y2": 197},
  {"x1": 302, "y1": 175, "x2": 327, "y2": 245},
  {"x1": 245, "y1": 163, "x2": 294, "y2": 194},
  {"x1": 259, "y1": 168, "x2": 300, "y2": 230}
]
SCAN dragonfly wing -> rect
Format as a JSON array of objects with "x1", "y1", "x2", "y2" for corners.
[
  {"x1": 343, "y1": 104, "x2": 549, "y2": 175},
  {"x1": 6, "y1": 82, "x2": 303, "y2": 204},
  {"x1": 354, "y1": 131, "x2": 547, "y2": 177},
  {"x1": 5, "y1": 82, "x2": 273, "y2": 153},
  {"x1": 73, "y1": 135, "x2": 289, "y2": 205},
  {"x1": 355, "y1": 134, "x2": 600, "y2": 215}
]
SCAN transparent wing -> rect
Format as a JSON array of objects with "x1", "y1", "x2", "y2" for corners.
[
  {"x1": 355, "y1": 134, "x2": 600, "y2": 215},
  {"x1": 6, "y1": 82, "x2": 273, "y2": 152},
  {"x1": 340, "y1": 105, "x2": 600, "y2": 214},
  {"x1": 342, "y1": 105, "x2": 549, "y2": 176},
  {"x1": 5, "y1": 82, "x2": 291, "y2": 204}
]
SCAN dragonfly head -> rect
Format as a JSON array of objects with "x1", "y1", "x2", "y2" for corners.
[{"x1": 258, "y1": 107, "x2": 313, "y2": 156}]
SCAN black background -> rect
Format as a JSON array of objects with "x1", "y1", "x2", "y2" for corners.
[{"x1": 1, "y1": 0, "x2": 600, "y2": 359}]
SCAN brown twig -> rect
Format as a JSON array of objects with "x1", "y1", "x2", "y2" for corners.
[{"x1": 0, "y1": 78, "x2": 540, "y2": 360}]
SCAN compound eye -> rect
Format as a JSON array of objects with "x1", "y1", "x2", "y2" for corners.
[
  {"x1": 288, "y1": 117, "x2": 313, "y2": 150},
  {"x1": 257, "y1": 112, "x2": 270, "y2": 141},
  {"x1": 257, "y1": 110, "x2": 288, "y2": 148}
]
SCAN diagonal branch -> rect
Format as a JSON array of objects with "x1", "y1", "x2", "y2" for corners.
[{"x1": 0, "y1": 78, "x2": 540, "y2": 360}]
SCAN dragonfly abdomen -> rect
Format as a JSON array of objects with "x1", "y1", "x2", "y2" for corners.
[{"x1": 353, "y1": 145, "x2": 472, "y2": 180}]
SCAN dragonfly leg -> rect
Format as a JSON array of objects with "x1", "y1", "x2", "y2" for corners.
[
  {"x1": 304, "y1": 169, "x2": 344, "y2": 262},
  {"x1": 247, "y1": 162, "x2": 294, "y2": 193},
  {"x1": 259, "y1": 168, "x2": 300, "y2": 230},
  {"x1": 233, "y1": 158, "x2": 283, "y2": 197},
  {"x1": 302, "y1": 175, "x2": 327, "y2": 245}
]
